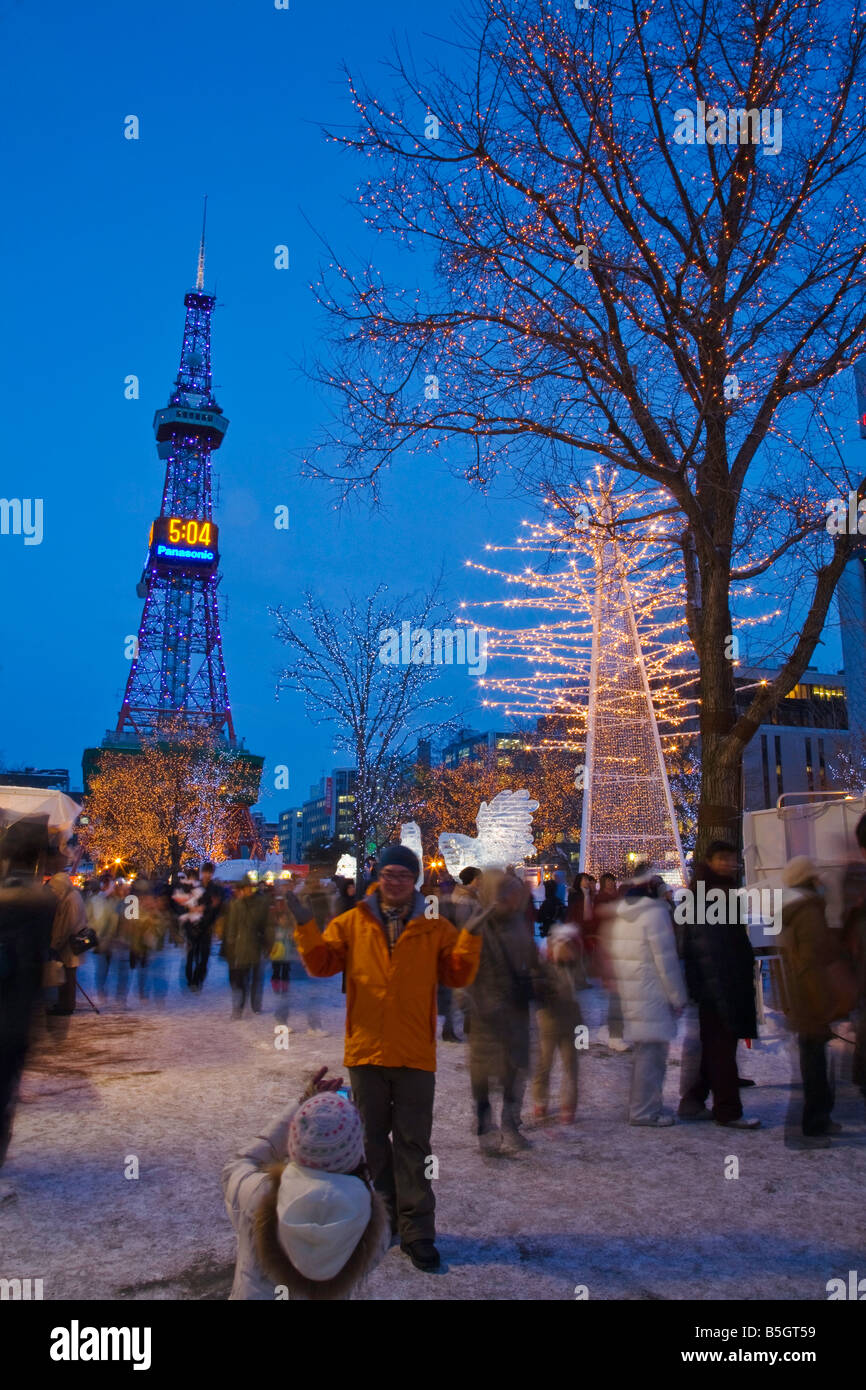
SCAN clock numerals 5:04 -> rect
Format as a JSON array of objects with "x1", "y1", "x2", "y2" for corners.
[{"x1": 168, "y1": 518, "x2": 212, "y2": 546}]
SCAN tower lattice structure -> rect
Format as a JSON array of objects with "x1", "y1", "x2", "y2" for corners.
[
  {"x1": 114, "y1": 224, "x2": 235, "y2": 745},
  {"x1": 85, "y1": 220, "x2": 264, "y2": 858}
]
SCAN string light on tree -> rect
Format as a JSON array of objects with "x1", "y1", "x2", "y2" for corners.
[{"x1": 461, "y1": 470, "x2": 774, "y2": 880}]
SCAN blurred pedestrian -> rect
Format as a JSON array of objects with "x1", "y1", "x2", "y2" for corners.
[
  {"x1": 188, "y1": 861, "x2": 225, "y2": 991},
  {"x1": 533, "y1": 923, "x2": 583, "y2": 1124},
  {"x1": 294, "y1": 875, "x2": 336, "y2": 1034},
  {"x1": 441, "y1": 867, "x2": 480, "y2": 1041},
  {"x1": 566, "y1": 871, "x2": 596, "y2": 932},
  {"x1": 333, "y1": 876, "x2": 357, "y2": 916},
  {"x1": 535, "y1": 879, "x2": 566, "y2": 939},
  {"x1": 0, "y1": 819, "x2": 55, "y2": 1171},
  {"x1": 88, "y1": 873, "x2": 122, "y2": 999},
  {"x1": 270, "y1": 885, "x2": 296, "y2": 1027},
  {"x1": 223, "y1": 876, "x2": 274, "y2": 1018},
  {"x1": 467, "y1": 870, "x2": 539, "y2": 1155},
  {"x1": 174, "y1": 868, "x2": 207, "y2": 992},
  {"x1": 842, "y1": 812, "x2": 866, "y2": 1099},
  {"x1": 606, "y1": 865, "x2": 687, "y2": 1127},
  {"x1": 780, "y1": 857, "x2": 856, "y2": 1147},
  {"x1": 46, "y1": 873, "x2": 87, "y2": 1016},
  {"x1": 132, "y1": 881, "x2": 172, "y2": 1006},
  {"x1": 593, "y1": 875, "x2": 630, "y2": 1052},
  {"x1": 586, "y1": 872, "x2": 617, "y2": 974},
  {"x1": 678, "y1": 842, "x2": 760, "y2": 1129}
]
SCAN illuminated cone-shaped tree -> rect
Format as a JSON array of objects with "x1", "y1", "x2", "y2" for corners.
[
  {"x1": 462, "y1": 472, "x2": 779, "y2": 877},
  {"x1": 580, "y1": 500, "x2": 687, "y2": 881}
]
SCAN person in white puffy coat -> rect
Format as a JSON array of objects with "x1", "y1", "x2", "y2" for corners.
[{"x1": 606, "y1": 868, "x2": 688, "y2": 1127}]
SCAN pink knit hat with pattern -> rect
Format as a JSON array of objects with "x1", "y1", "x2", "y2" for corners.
[{"x1": 287, "y1": 1093, "x2": 365, "y2": 1173}]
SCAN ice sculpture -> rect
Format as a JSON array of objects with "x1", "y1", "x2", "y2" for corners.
[
  {"x1": 438, "y1": 789, "x2": 539, "y2": 876},
  {"x1": 399, "y1": 821, "x2": 425, "y2": 888},
  {"x1": 335, "y1": 853, "x2": 357, "y2": 881}
]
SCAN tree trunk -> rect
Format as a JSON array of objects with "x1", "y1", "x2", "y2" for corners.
[
  {"x1": 695, "y1": 567, "x2": 742, "y2": 864},
  {"x1": 352, "y1": 806, "x2": 367, "y2": 895},
  {"x1": 696, "y1": 726, "x2": 743, "y2": 865}
]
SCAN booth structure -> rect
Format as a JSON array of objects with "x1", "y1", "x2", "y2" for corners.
[{"x1": 0, "y1": 785, "x2": 82, "y2": 841}]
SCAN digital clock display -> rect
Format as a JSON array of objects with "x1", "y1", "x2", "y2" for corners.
[{"x1": 149, "y1": 516, "x2": 219, "y2": 569}]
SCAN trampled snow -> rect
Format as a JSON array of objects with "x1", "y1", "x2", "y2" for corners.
[{"x1": 3, "y1": 947, "x2": 864, "y2": 1301}]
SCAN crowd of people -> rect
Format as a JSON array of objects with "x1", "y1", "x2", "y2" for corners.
[{"x1": 2, "y1": 814, "x2": 866, "y2": 1298}]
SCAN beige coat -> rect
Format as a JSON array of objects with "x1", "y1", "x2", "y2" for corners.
[{"x1": 49, "y1": 878, "x2": 87, "y2": 967}]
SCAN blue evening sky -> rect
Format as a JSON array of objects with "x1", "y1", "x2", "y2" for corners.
[
  {"x1": 0, "y1": 0, "x2": 534, "y2": 816},
  {"x1": 0, "y1": 0, "x2": 848, "y2": 816}
]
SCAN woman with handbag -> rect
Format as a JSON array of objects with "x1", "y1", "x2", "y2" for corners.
[
  {"x1": 465, "y1": 871, "x2": 540, "y2": 1154},
  {"x1": 46, "y1": 873, "x2": 88, "y2": 1017}
]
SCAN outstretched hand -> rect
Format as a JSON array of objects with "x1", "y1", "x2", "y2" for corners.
[
  {"x1": 284, "y1": 891, "x2": 313, "y2": 925},
  {"x1": 301, "y1": 1066, "x2": 344, "y2": 1101}
]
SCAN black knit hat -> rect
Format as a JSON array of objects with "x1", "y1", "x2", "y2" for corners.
[{"x1": 377, "y1": 844, "x2": 421, "y2": 878}]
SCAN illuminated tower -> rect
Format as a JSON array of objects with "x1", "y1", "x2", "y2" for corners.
[
  {"x1": 85, "y1": 210, "x2": 263, "y2": 848},
  {"x1": 115, "y1": 204, "x2": 235, "y2": 741}
]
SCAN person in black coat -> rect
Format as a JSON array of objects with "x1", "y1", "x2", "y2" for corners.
[
  {"x1": 0, "y1": 818, "x2": 56, "y2": 1169},
  {"x1": 193, "y1": 862, "x2": 225, "y2": 990},
  {"x1": 678, "y1": 842, "x2": 760, "y2": 1129},
  {"x1": 536, "y1": 880, "x2": 566, "y2": 938}
]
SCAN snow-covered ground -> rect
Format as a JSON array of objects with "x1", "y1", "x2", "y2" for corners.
[{"x1": 3, "y1": 945, "x2": 864, "y2": 1301}]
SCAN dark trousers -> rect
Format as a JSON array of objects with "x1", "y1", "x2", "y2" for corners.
[
  {"x1": 680, "y1": 1003, "x2": 742, "y2": 1123},
  {"x1": 229, "y1": 963, "x2": 263, "y2": 1015},
  {"x1": 853, "y1": 1009, "x2": 866, "y2": 1098},
  {"x1": 471, "y1": 1062, "x2": 525, "y2": 1133},
  {"x1": 0, "y1": 1040, "x2": 27, "y2": 1167},
  {"x1": 348, "y1": 1065, "x2": 436, "y2": 1244},
  {"x1": 185, "y1": 931, "x2": 211, "y2": 989},
  {"x1": 271, "y1": 961, "x2": 290, "y2": 1024},
  {"x1": 58, "y1": 966, "x2": 77, "y2": 1013},
  {"x1": 798, "y1": 1036, "x2": 835, "y2": 1135}
]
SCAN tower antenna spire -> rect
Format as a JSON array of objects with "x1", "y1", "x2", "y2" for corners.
[{"x1": 196, "y1": 195, "x2": 208, "y2": 291}]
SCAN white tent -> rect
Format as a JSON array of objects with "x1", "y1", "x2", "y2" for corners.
[
  {"x1": 212, "y1": 852, "x2": 287, "y2": 882},
  {"x1": 0, "y1": 786, "x2": 82, "y2": 839}
]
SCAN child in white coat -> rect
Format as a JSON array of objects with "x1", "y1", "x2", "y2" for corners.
[{"x1": 222, "y1": 1068, "x2": 388, "y2": 1299}]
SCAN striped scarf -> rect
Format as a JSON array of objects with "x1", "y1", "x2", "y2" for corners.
[{"x1": 379, "y1": 899, "x2": 412, "y2": 953}]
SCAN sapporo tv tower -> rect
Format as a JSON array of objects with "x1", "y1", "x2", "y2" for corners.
[{"x1": 85, "y1": 205, "x2": 263, "y2": 848}]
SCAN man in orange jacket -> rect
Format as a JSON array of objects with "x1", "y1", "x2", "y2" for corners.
[{"x1": 291, "y1": 843, "x2": 482, "y2": 1273}]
